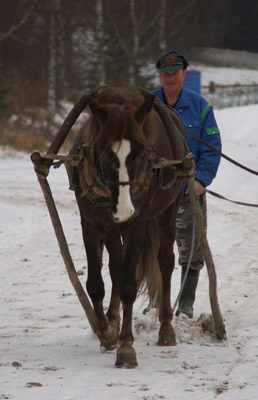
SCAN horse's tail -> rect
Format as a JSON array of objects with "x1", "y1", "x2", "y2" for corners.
[{"x1": 136, "y1": 219, "x2": 162, "y2": 309}]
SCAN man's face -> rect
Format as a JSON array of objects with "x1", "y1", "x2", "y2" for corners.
[{"x1": 160, "y1": 69, "x2": 186, "y2": 95}]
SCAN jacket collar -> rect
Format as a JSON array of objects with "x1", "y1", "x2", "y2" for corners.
[
  {"x1": 174, "y1": 86, "x2": 190, "y2": 109},
  {"x1": 161, "y1": 86, "x2": 190, "y2": 109}
]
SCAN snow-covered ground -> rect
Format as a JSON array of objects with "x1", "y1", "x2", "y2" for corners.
[{"x1": 1, "y1": 67, "x2": 258, "y2": 400}]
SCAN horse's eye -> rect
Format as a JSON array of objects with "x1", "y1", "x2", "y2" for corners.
[
  {"x1": 110, "y1": 150, "x2": 119, "y2": 160},
  {"x1": 108, "y1": 155, "x2": 119, "y2": 170},
  {"x1": 104, "y1": 152, "x2": 115, "y2": 163},
  {"x1": 136, "y1": 151, "x2": 145, "y2": 161},
  {"x1": 129, "y1": 149, "x2": 144, "y2": 160}
]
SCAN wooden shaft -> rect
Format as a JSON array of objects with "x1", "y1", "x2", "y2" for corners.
[
  {"x1": 31, "y1": 95, "x2": 88, "y2": 176},
  {"x1": 47, "y1": 94, "x2": 88, "y2": 157},
  {"x1": 36, "y1": 173, "x2": 97, "y2": 334},
  {"x1": 187, "y1": 178, "x2": 227, "y2": 340}
]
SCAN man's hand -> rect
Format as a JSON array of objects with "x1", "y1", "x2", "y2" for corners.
[{"x1": 186, "y1": 179, "x2": 205, "y2": 196}]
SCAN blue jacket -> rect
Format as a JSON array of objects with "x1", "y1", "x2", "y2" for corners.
[{"x1": 152, "y1": 86, "x2": 221, "y2": 188}]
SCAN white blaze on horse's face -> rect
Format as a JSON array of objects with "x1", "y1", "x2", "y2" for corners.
[{"x1": 111, "y1": 139, "x2": 135, "y2": 223}]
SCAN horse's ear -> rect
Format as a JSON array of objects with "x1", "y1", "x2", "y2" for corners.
[
  {"x1": 87, "y1": 94, "x2": 107, "y2": 122},
  {"x1": 135, "y1": 94, "x2": 155, "y2": 123}
]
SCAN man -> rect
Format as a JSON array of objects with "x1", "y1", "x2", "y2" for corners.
[{"x1": 153, "y1": 50, "x2": 221, "y2": 318}]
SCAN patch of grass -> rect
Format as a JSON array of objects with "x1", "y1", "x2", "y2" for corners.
[
  {"x1": 0, "y1": 115, "x2": 79, "y2": 154},
  {"x1": 0, "y1": 119, "x2": 48, "y2": 152}
]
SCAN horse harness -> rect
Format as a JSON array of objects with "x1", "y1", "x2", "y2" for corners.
[
  {"x1": 40, "y1": 145, "x2": 194, "y2": 207},
  {"x1": 75, "y1": 142, "x2": 194, "y2": 206}
]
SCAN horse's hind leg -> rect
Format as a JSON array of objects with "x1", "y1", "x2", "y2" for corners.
[
  {"x1": 157, "y1": 206, "x2": 178, "y2": 346},
  {"x1": 104, "y1": 230, "x2": 122, "y2": 337}
]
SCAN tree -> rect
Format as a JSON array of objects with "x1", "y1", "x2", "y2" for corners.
[
  {"x1": 95, "y1": 0, "x2": 105, "y2": 85},
  {"x1": 159, "y1": 0, "x2": 166, "y2": 53},
  {"x1": 0, "y1": 0, "x2": 38, "y2": 43},
  {"x1": 47, "y1": 0, "x2": 57, "y2": 119},
  {"x1": 56, "y1": 0, "x2": 67, "y2": 99},
  {"x1": 226, "y1": 0, "x2": 258, "y2": 52},
  {"x1": 1, "y1": 0, "x2": 258, "y2": 120},
  {"x1": 0, "y1": 79, "x2": 15, "y2": 113},
  {"x1": 105, "y1": 0, "x2": 161, "y2": 85}
]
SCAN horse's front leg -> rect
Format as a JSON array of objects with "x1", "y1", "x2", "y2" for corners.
[
  {"x1": 81, "y1": 221, "x2": 119, "y2": 350},
  {"x1": 157, "y1": 206, "x2": 178, "y2": 347},
  {"x1": 104, "y1": 229, "x2": 122, "y2": 334},
  {"x1": 115, "y1": 225, "x2": 144, "y2": 368}
]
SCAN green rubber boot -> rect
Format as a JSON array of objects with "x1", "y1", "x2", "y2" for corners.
[{"x1": 176, "y1": 267, "x2": 199, "y2": 318}]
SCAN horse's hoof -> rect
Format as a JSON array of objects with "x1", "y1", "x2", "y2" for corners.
[
  {"x1": 158, "y1": 323, "x2": 176, "y2": 346},
  {"x1": 100, "y1": 342, "x2": 117, "y2": 352},
  {"x1": 158, "y1": 330, "x2": 177, "y2": 346},
  {"x1": 98, "y1": 324, "x2": 119, "y2": 351},
  {"x1": 115, "y1": 344, "x2": 138, "y2": 368}
]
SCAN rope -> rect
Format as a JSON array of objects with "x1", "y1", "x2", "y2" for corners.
[
  {"x1": 187, "y1": 129, "x2": 258, "y2": 177},
  {"x1": 166, "y1": 102, "x2": 258, "y2": 177},
  {"x1": 206, "y1": 188, "x2": 258, "y2": 208}
]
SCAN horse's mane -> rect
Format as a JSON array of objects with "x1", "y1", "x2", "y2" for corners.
[{"x1": 87, "y1": 84, "x2": 157, "y2": 153}]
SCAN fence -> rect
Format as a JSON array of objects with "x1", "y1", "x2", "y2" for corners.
[
  {"x1": 184, "y1": 70, "x2": 258, "y2": 109},
  {"x1": 202, "y1": 84, "x2": 258, "y2": 109}
]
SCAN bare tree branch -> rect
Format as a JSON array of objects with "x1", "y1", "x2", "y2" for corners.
[{"x1": 0, "y1": 0, "x2": 38, "y2": 43}]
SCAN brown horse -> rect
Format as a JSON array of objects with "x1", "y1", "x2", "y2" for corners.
[{"x1": 69, "y1": 82, "x2": 189, "y2": 367}]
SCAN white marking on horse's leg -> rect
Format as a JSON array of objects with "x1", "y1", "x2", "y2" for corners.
[{"x1": 112, "y1": 140, "x2": 135, "y2": 223}]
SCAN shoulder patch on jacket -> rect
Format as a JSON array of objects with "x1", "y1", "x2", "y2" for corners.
[
  {"x1": 201, "y1": 103, "x2": 212, "y2": 122},
  {"x1": 206, "y1": 127, "x2": 220, "y2": 135}
]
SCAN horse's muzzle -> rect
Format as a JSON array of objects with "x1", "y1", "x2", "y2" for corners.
[{"x1": 112, "y1": 208, "x2": 135, "y2": 223}]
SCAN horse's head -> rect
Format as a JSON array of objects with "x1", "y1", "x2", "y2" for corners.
[{"x1": 86, "y1": 84, "x2": 156, "y2": 223}]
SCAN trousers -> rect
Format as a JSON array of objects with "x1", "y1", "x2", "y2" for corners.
[{"x1": 176, "y1": 193, "x2": 207, "y2": 271}]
